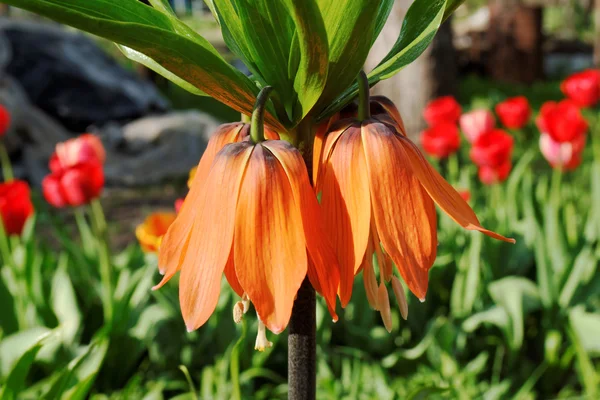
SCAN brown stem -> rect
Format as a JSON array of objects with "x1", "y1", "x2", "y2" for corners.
[{"x1": 288, "y1": 277, "x2": 316, "y2": 400}]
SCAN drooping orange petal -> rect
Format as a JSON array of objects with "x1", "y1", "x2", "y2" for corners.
[
  {"x1": 371, "y1": 96, "x2": 406, "y2": 136},
  {"x1": 234, "y1": 144, "x2": 307, "y2": 334},
  {"x1": 391, "y1": 276, "x2": 409, "y2": 320},
  {"x1": 361, "y1": 122, "x2": 436, "y2": 300},
  {"x1": 318, "y1": 127, "x2": 370, "y2": 306},
  {"x1": 306, "y1": 253, "x2": 338, "y2": 322},
  {"x1": 178, "y1": 142, "x2": 253, "y2": 331},
  {"x1": 264, "y1": 140, "x2": 339, "y2": 320},
  {"x1": 398, "y1": 136, "x2": 516, "y2": 243},
  {"x1": 362, "y1": 250, "x2": 379, "y2": 310},
  {"x1": 377, "y1": 283, "x2": 393, "y2": 333},
  {"x1": 156, "y1": 123, "x2": 245, "y2": 278},
  {"x1": 312, "y1": 115, "x2": 338, "y2": 185},
  {"x1": 306, "y1": 254, "x2": 322, "y2": 294},
  {"x1": 315, "y1": 120, "x2": 355, "y2": 193},
  {"x1": 224, "y1": 246, "x2": 243, "y2": 297}
]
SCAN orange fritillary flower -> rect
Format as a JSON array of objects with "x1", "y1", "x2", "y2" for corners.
[
  {"x1": 315, "y1": 92, "x2": 514, "y2": 329},
  {"x1": 155, "y1": 139, "x2": 339, "y2": 334},
  {"x1": 136, "y1": 212, "x2": 177, "y2": 253}
]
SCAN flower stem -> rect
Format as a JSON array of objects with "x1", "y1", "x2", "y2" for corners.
[
  {"x1": 89, "y1": 198, "x2": 113, "y2": 325},
  {"x1": 357, "y1": 71, "x2": 371, "y2": 120},
  {"x1": 250, "y1": 86, "x2": 273, "y2": 144},
  {"x1": 288, "y1": 278, "x2": 316, "y2": 400},
  {"x1": 0, "y1": 142, "x2": 13, "y2": 181}
]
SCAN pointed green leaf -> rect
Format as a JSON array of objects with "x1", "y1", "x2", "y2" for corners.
[
  {"x1": 4, "y1": 0, "x2": 285, "y2": 131},
  {"x1": 51, "y1": 256, "x2": 81, "y2": 345},
  {"x1": 319, "y1": 0, "x2": 450, "y2": 120},
  {"x1": 372, "y1": 1, "x2": 395, "y2": 45},
  {"x1": 315, "y1": 0, "x2": 385, "y2": 107}
]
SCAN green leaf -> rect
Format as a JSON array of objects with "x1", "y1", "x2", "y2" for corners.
[
  {"x1": 0, "y1": 329, "x2": 56, "y2": 399},
  {"x1": 569, "y1": 307, "x2": 600, "y2": 355},
  {"x1": 372, "y1": 1, "x2": 395, "y2": 45},
  {"x1": 442, "y1": 0, "x2": 466, "y2": 22},
  {"x1": 319, "y1": 0, "x2": 448, "y2": 120},
  {"x1": 51, "y1": 255, "x2": 81, "y2": 345},
  {"x1": 3, "y1": 0, "x2": 285, "y2": 131},
  {"x1": 568, "y1": 312, "x2": 599, "y2": 397},
  {"x1": 488, "y1": 277, "x2": 541, "y2": 350},
  {"x1": 315, "y1": 0, "x2": 386, "y2": 108},
  {"x1": 0, "y1": 328, "x2": 51, "y2": 378},
  {"x1": 559, "y1": 246, "x2": 596, "y2": 308}
]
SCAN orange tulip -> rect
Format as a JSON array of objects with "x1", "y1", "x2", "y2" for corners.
[
  {"x1": 136, "y1": 212, "x2": 177, "y2": 253},
  {"x1": 155, "y1": 139, "x2": 339, "y2": 334},
  {"x1": 316, "y1": 82, "x2": 514, "y2": 329}
]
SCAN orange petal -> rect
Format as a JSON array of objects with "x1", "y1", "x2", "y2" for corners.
[
  {"x1": 371, "y1": 96, "x2": 406, "y2": 136},
  {"x1": 224, "y1": 246, "x2": 243, "y2": 297},
  {"x1": 264, "y1": 140, "x2": 339, "y2": 320},
  {"x1": 398, "y1": 136, "x2": 515, "y2": 243},
  {"x1": 318, "y1": 127, "x2": 370, "y2": 306},
  {"x1": 361, "y1": 122, "x2": 436, "y2": 300},
  {"x1": 307, "y1": 253, "x2": 338, "y2": 322},
  {"x1": 391, "y1": 276, "x2": 409, "y2": 320},
  {"x1": 156, "y1": 123, "x2": 245, "y2": 279},
  {"x1": 362, "y1": 251, "x2": 379, "y2": 310},
  {"x1": 377, "y1": 283, "x2": 393, "y2": 333},
  {"x1": 312, "y1": 116, "x2": 337, "y2": 185},
  {"x1": 178, "y1": 142, "x2": 253, "y2": 331},
  {"x1": 315, "y1": 120, "x2": 354, "y2": 193},
  {"x1": 233, "y1": 144, "x2": 307, "y2": 334}
]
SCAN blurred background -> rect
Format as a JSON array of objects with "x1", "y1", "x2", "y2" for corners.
[{"x1": 0, "y1": 0, "x2": 599, "y2": 399}]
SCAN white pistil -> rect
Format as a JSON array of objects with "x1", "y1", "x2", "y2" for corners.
[{"x1": 254, "y1": 319, "x2": 273, "y2": 352}]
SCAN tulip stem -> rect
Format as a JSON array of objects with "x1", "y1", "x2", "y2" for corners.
[
  {"x1": 0, "y1": 142, "x2": 13, "y2": 181},
  {"x1": 89, "y1": 198, "x2": 113, "y2": 325},
  {"x1": 357, "y1": 71, "x2": 371, "y2": 120},
  {"x1": 288, "y1": 277, "x2": 316, "y2": 400},
  {"x1": 250, "y1": 86, "x2": 273, "y2": 144}
]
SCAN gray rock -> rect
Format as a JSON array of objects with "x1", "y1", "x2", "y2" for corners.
[
  {"x1": 99, "y1": 111, "x2": 221, "y2": 186},
  {"x1": 0, "y1": 18, "x2": 169, "y2": 132}
]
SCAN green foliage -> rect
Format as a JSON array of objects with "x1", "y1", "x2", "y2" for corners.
[{"x1": 2, "y1": 0, "x2": 465, "y2": 132}]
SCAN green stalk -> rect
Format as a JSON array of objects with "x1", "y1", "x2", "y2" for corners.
[
  {"x1": 550, "y1": 167, "x2": 563, "y2": 206},
  {"x1": 357, "y1": 71, "x2": 370, "y2": 120},
  {"x1": 0, "y1": 142, "x2": 13, "y2": 181},
  {"x1": 250, "y1": 86, "x2": 273, "y2": 144},
  {"x1": 89, "y1": 198, "x2": 113, "y2": 325},
  {"x1": 241, "y1": 113, "x2": 250, "y2": 123}
]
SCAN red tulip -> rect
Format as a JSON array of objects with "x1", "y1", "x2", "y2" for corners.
[
  {"x1": 478, "y1": 159, "x2": 512, "y2": 185},
  {"x1": 458, "y1": 190, "x2": 471, "y2": 202},
  {"x1": 539, "y1": 132, "x2": 586, "y2": 171},
  {"x1": 459, "y1": 109, "x2": 495, "y2": 143},
  {"x1": 420, "y1": 122, "x2": 460, "y2": 158},
  {"x1": 43, "y1": 161, "x2": 104, "y2": 207},
  {"x1": 50, "y1": 134, "x2": 105, "y2": 172},
  {"x1": 0, "y1": 180, "x2": 34, "y2": 235},
  {"x1": 423, "y1": 96, "x2": 461, "y2": 126},
  {"x1": 495, "y1": 96, "x2": 531, "y2": 129},
  {"x1": 0, "y1": 105, "x2": 11, "y2": 137},
  {"x1": 536, "y1": 100, "x2": 588, "y2": 143},
  {"x1": 470, "y1": 130, "x2": 514, "y2": 168},
  {"x1": 561, "y1": 69, "x2": 600, "y2": 108}
]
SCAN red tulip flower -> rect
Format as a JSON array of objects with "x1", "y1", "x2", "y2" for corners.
[
  {"x1": 43, "y1": 161, "x2": 104, "y2": 207},
  {"x1": 423, "y1": 96, "x2": 461, "y2": 126},
  {"x1": 459, "y1": 109, "x2": 495, "y2": 143},
  {"x1": 536, "y1": 100, "x2": 588, "y2": 143},
  {"x1": 470, "y1": 130, "x2": 514, "y2": 167},
  {"x1": 0, "y1": 180, "x2": 34, "y2": 235},
  {"x1": 495, "y1": 96, "x2": 531, "y2": 129},
  {"x1": 420, "y1": 122, "x2": 460, "y2": 159},
  {"x1": 561, "y1": 69, "x2": 600, "y2": 108},
  {"x1": 0, "y1": 105, "x2": 11, "y2": 137},
  {"x1": 539, "y1": 132, "x2": 586, "y2": 171},
  {"x1": 49, "y1": 134, "x2": 106, "y2": 172},
  {"x1": 478, "y1": 160, "x2": 512, "y2": 185}
]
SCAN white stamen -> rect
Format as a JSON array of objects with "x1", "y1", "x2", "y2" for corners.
[{"x1": 254, "y1": 319, "x2": 273, "y2": 352}]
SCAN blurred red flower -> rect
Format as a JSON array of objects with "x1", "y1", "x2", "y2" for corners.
[
  {"x1": 539, "y1": 132, "x2": 586, "y2": 171},
  {"x1": 459, "y1": 109, "x2": 495, "y2": 143},
  {"x1": 423, "y1": 96, "x2": 461, "y2": 126},
  {"x1": 458, "y1": 190, "x2": 471, "y2": 202},
  {"x1": 478, "y1": 160, "x2": 512, "y2": 185},
  {"x1": 536, "y1": 100, "x2": 588, "y2": 143},
  {"x1": 50, "y1": 134, "x2": 105, "y2": 172},
  {"x1": 0, "y1": 105, "x2": 11, "y2": 137},
  {"x1": 420, "y1": 122, "x2": 460, "y2": 158},
  {"x1": 43, "y1": 161, "x2": 104, "y2": 207},
  {"x1": 470, "y1": 129, "x2": 514, "y2": 167},
  {"x1": 495, "y1": 96, "x2": 531, "y2": 129},
  {"x1": 561, "y1": 69, "x2": 600, "y2": 108},
  {"x1": 0, "y1": 180, "x2": 34, "y2": 235}
]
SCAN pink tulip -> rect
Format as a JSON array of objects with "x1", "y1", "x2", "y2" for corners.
[
  {"x1": 539, "y1": 133, "x2": 586, "y2": 171},
  {"x1": 459, "y1": 109, "x2": 495, "y2": 143}
]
